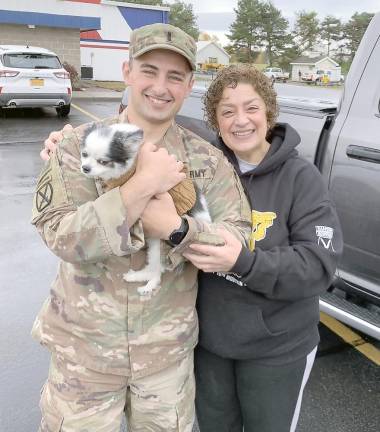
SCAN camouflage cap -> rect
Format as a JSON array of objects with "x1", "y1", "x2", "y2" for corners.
[{"x1": 129, "y1": 23, "x2": 196, "y2": 71}]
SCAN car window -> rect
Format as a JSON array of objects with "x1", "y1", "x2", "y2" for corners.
[{"x1": 3, "y1": 53, "x2": 62, "y2": 69}]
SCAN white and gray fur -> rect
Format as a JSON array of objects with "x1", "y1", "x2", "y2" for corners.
[{"x1": 80, "y1": 123, "x2": 211, "y2": 296}]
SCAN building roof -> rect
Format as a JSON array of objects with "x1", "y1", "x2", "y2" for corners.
[
  {"x1": 196, "y1": 41, "x2": 230, "y2": 58},
  {"x1": 0, "y1": 10, "x2": 100, "y2": 31},
  {"x1": 290, "y1": 55, "x2": 339, "y2": 66}
]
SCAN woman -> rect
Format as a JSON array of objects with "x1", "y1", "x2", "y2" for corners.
[{"x1": 182, "y1": 64, "x2": 343, "y2": 432}]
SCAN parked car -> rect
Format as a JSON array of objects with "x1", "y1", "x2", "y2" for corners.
[
  {"x1": 263, "y1": 67, "x2": 289, "y2": 83},
  {"x1": 0, "y1": 45, "x2": 72, "y2": 116},
  {"x1": 302, "y1": 69, "x2": 341, "y2": 85}
]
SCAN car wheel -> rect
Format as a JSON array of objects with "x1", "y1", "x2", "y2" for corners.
[{"x1": 56, "y1": 104, "x2": 71, "y2": 117}]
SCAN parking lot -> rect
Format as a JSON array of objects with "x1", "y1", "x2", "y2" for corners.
[{"x1": 0, "y1": 93, "x2": 379, "y2": 432}]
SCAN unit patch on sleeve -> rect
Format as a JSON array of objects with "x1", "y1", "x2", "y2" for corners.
[
  {"x1": 35, "y1": 168, "x2": 53, "y2": 212},
  {"x1": 31, "y1": 153, "x2": 69, "y2": 223}
]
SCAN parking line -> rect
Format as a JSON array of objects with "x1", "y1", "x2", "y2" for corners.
[
  {"x1": 320, "y1": 312, "x2": 380, "y2": 366},
  {"x1": 71, "y1": 103, "x2": 101, "y2": 122}
]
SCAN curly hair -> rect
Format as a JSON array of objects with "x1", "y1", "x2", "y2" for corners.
[{"x1": 203, "y1": 64, "x2": 279, "y2": 132}]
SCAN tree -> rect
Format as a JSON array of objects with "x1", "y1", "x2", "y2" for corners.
[
  {"x1": 168, "y1": 1, "x2": 199, "y2": 40},
  {"x1": 260, "y1": 1, "x2": 291, "y2": 66},
  {"x1": 343, "y1": 12, "x2": 374, "y2": 61},
  {"x1": 320, "y1": 15, "x2": 342, "y2": 56},
  {"x1": 228, "y1": 0, "x2": 264, "y2": 63},
  {"x1": 293, "y1": 10, "x2": 320, "y2": 52}
]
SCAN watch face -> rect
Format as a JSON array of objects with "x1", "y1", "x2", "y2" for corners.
[
  {"x1": 169, "y1": 218, "x2": 189, "y2": 246},
  {"x1": 170, "y1": 231, "x2": 184, "y2": 245}
]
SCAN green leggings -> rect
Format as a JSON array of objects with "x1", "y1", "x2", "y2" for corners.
[{"x1": 195, "y1": 345, "x2": 317, "y2": 432}]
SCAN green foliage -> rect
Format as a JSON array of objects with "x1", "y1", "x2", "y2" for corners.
[
  {"x1": 168, "y1": 1, "x2": 199, "y2": 40},
  {"x1": 293, "y1": 11, "x2": 320, "y2": 52},
  {"x1": 343, "y1": 12, "x2": 375, "y2": 61},
  {"x1": 228, "y1": 0, "x2": 263, "y2": 63},
  {"x1": 320, "y1": 16, "x2": 342, "y2": 56},
  {"x1": 228, "y1": 0, "x2": 290, "y2": 64},
  {"x1": 260, "y1": 1, "x2": 291, "y2": 66}
]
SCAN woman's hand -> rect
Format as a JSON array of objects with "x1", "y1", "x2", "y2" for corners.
[
  {"x1": 40, "y1": 124, "x2": 73, "y2": 160},
  {"x1": 183, "y1": 228, "x2": 242, "y2": 273}
]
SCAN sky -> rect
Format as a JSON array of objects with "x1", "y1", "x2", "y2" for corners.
[{"x1": 167, "y1": 0, "x2": 380, "y2": 46}]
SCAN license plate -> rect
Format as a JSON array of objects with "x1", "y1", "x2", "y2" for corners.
[{"x1": 30, "y1": 79, "x2": 44, "y2": 86}]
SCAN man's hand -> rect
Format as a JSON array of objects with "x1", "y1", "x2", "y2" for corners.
[
  {"x1": 182, "y1": 228, "x2": 242, "y2": 273},
  {"x1": 40, "y1": 124, "x2": 73, "y2": 160},
  {"x1": 135, "y1": 142, "x2": 186, "y2": 195},
  {"x1": 141, "y1": 193, "x2": 181, "y2": 240}
]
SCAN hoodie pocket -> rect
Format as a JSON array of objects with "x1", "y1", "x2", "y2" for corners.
[{"x1": 227, "y1": 301, "x2": 287, "y2": 344}]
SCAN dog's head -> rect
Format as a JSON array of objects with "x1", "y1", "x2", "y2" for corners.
[{"x1": 80, "y1": 123, "x2": 143, "y2": 180}]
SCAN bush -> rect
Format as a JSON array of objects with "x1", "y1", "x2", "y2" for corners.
[{"x1": 62, "y1": 61, "x2": 80, "y2": 90}]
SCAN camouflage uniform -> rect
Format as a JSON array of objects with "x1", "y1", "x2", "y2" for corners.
[{"x1": 31, "y1": 110, "x2": 251, "y2": 430}]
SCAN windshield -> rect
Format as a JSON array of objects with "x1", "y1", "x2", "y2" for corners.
[{"x1": 3, "y1": 53, "x2": 62, "y2": 69}]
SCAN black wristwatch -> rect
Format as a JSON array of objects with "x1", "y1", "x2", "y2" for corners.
[{"x1": 167, "y1": 217, "x2": 189, "y2": 247}]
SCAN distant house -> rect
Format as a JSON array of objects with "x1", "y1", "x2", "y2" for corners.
[
  {"x1": 290, "y1": 55, "x2": 341, "y2": 81},
  {"x1": 196, "y1": 41, "x2": 230, "y2": 70}
]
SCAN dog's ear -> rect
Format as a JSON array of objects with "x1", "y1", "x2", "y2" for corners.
[
  {"x1": 114, "y1": 128, "x2": 144, "y2": 149},
  {"x1": 81, "y1": 122, "x2": 98, "y2": 147}
]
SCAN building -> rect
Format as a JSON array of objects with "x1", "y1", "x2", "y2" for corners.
[
  {"x1": 196, "y1": 41, "x2": 230, "y2": 71},
  {"x1": 0, "y1": 0, "x2": 169, "y2": 81},
  {"x1": 290, "y1": 55, "x2": 341, "y2": 82}
]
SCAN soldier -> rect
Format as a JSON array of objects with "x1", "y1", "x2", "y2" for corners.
[{"x1": 32, "y1": 24, "x2": 251, "y2": 432}]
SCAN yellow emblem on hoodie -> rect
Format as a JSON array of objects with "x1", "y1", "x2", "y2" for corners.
[{"x1": 249, "y1": 210, "x2": 277, "y2": 251}]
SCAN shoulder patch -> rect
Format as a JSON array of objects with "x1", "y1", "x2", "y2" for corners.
[
  {"x1": 31, "y1": 154, "x2": 69, "y2": 223},
  {"x1": 35, "y1": 167, "x2": 53, "y2": 212}
]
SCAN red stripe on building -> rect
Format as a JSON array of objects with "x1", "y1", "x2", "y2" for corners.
[
  {"x1": 81, "y1": 30, "x2": 102, "y2": 40},
  {"x1": 80, "y1": 44, "x2": 129, "y2": 50}
]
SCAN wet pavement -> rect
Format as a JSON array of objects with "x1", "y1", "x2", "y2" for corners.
[{"x1": 0, "y1": 97, "x2": 378, "y2": 432}]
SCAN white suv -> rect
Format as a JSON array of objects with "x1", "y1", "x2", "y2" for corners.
[{"x1": 0, "y1": 45, "x2": 72, "y2": 116}]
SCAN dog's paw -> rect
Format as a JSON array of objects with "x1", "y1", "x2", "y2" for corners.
[
  {"x1": 137, "y1": 278, "x2": 161, "y2": 296},
  {"x1": 124, "y1": 270, "x2": 146, "y2": 283}
]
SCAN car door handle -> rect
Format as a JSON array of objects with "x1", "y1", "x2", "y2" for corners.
[{"x1": 346, "y1": 145, "x2": 380, "y2": 164}]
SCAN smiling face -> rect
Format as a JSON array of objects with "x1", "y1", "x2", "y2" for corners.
[
  {"x1": 216, "y1": 83, "x2": 270, "y2": 164},
  {"x1": 123, "y1": 49, "x2": 194, "y2": 128}
]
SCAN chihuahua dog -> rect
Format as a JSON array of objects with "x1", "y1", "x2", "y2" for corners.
[{"x1": 80, "y1": 123, "x2": 211, "y2": 296}]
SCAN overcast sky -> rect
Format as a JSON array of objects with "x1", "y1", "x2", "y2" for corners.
[{"x1": 166, "y1": 0, "x2": 380, "y2": 45}]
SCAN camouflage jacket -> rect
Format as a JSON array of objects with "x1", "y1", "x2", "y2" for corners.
[{"x1": 31, "y1": 112, "x2": 251, "y2": 378}]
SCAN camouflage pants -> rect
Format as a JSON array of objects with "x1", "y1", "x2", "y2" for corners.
[{"x1": 38, "y1": 352, "x2": 195, "y2": 432}]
